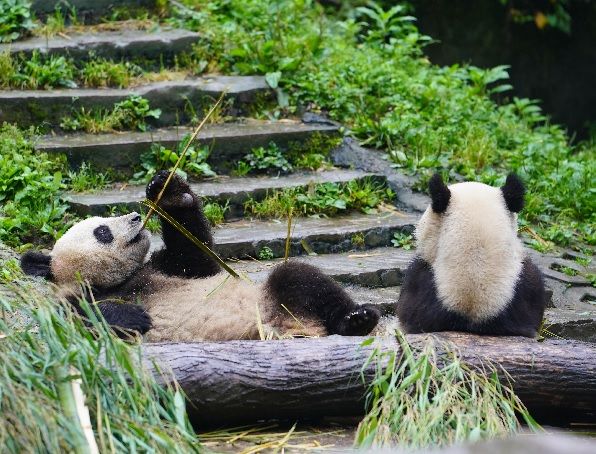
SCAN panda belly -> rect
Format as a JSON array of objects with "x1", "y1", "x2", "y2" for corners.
[{"x1": 142, "y1": 272, "x2": 326, "y2": 342}]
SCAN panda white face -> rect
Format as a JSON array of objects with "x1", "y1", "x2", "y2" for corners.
[
  {"x1": 415, "y1": 175, "x2": 525, "y2": 321},
  {"x1": 50, "y1": 212, "x2": 151, "y2": 288}
]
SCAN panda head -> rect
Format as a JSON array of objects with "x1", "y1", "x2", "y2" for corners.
[
  {"x1": 416, "y1": 173, "x2": 525, "y2": 264},
  {"x1": 21, "y1": 212, "x2": 151, "y2": 289}
]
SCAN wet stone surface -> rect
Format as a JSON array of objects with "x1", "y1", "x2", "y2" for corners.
[
  {"x1": 0, "y1": 76, "x2": 271, "y2": 128},
  {"x1": 38, "y1": 119, "x2": 339, "y2": 171},
  {"x1": 0, "y1": 28, "x2": 199, "y2": 64},
  {"x1": 151, "y1": 211, "x2": 418, "y2": 260},
  {"x1": 67, "y1": 169, "x2": 378, "y2": 216}
]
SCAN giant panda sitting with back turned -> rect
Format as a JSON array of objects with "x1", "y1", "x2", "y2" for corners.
[
  {"x1": 21, "y1": 171, "x2": 381, "y2": 341},
  {"x1": 396, "y1": 173, "x2": 547, "y2": 337}
]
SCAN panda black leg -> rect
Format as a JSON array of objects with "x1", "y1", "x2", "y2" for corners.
[
  {"x1": 147, "y1": 170, "x2": 221, "y2": 278},
  {"x1": 264, "y1": 261, "x2": 380, "y2": 336}
]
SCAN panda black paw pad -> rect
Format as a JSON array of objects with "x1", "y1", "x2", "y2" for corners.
[
  {"x1": 337, "y1": 306, "x2": 380, "y2": 336},
  {"x1": 146, "y1": 171, "x2": 193, "y2": 208}
]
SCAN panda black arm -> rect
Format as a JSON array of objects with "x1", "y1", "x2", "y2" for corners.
[
  {"x1": 146, "y1": 170, "x2": 221, "y2": 278},
  {"x1": 66, "y1": 292, "x2": 152, "y2": 339}
]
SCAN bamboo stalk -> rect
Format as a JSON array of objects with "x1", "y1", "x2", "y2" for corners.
[
  {"x1": 141, "y1": 91, "x2": 227, "y2": 229},
  {"x1": 54, "y1": 365, "x2": 96, "y2": 454}
]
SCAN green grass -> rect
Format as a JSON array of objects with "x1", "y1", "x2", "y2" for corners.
[
  {"x1": 203, "y1": 201, "x2": 229, "y2": 226},
  {"x1": 0, "y1": 265, "x2": 200, "y2": 452},
  {"x1": 0, "y1": 124, "x2": 72, "y2": 248},
  {"x1": 169, "y1": 0, "x2": 594, "y2": 250},
  {"x1": 0, "y1": 0, "x2": 35, "y2": 42},
  {"x1": 66, "y1": 162, "x2": 112, "y2": 192},
  {"x1": 356, "y1": 332, "x2": 540, "y2": 449},
  {"x1": 235, "y1": 134, "x2": 340, "y2": 176},
  {"x1": 60, "y1": 95, "x2": 161, "y2": 133},
  {"x1": 244, "y1": 178, "x2": 394, "y2": 218},
  {"x1": 133, "y1": 136, "x2": 216, "y2": 183}
]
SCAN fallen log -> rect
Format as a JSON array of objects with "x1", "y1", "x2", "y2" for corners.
[{"x1": 142, "y1": 333, "x2": 596, "y2": 425}]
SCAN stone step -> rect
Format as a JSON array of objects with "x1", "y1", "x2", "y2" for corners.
[
  {"x1": 231, "y1": 247, "x2": 415, "y2": 288},
  {"x1": 0, "y1": 76, "x2": 270, "y2": 128},
  {"x1": 31, "y1": 1, "x2": 156, "y2": 23},
  {"x1": 0, "y1": 28, "x2": 199, "y2": 64},
  {"x1": 36, "y1": 119, "x2": 339, "y2": 171},
  {"x1": 67, "y1": 169, "x2": 381, "y2": 216},
  {"x1": 151, "y1": 211, "x2": 418, "y2": 260}
]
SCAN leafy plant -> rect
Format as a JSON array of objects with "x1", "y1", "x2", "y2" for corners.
[
  {"x1": 0, "y1": 124, "x2": 71, "y2": 247},
  {"x1": 66, "y1": 162, "x2": 112, "y2": 192},
  {"x1": 245, "y1": 178, "x2": 394, "y2": 218},
  {"x1": 241, "y1": 142, "x2": 293, "y2": 174},
  {"x1": 0, "y1": 0, "x2": 36, "y2": 42},
  {"x1": 356, "y1": 332, "x2": 540, "y2": 449},
  {"x1": 203, "y1": 201, "x2": 229, "y2": 226},
  {"x1": 0, "y1": 51, "x2": 77, "y2": 89},
  {"x1": 80, "y1": 58, "x2": 141, "y2": 88},
  {"x1": 391, "y1": 232, "x2": 413, "y2": 250},
  {"x1": 60, "y1": 95, "x2": 161, "y2": 133},
  {"x1": 258, "y1": 246, "x2": 274, "y2": 260},
  {"x1": 133, "y1": 136, "x2": 216, "y2": 182}
]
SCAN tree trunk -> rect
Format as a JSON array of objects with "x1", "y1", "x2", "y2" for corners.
[{"x1": 142, "y1": 333, "x2": 596, "y2": 425}]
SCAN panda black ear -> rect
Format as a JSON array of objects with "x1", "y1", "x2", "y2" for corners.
[
  {"x1": 20, "y1": 251, "x2": 52, "y2": 279},
  {"x1": 501, "y1": 173, "x2": 525, "y2": 213},
  {"x1": 428, "y1": 173, "x2": 451, "y2": 213}
]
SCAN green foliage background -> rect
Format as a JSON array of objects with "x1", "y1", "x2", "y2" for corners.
[{"x1": 172, "y1": 0, "x2": 594, "y2": 249}]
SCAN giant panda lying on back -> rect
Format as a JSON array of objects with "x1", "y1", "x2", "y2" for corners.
[
  {"x1": 21, "y1": 171, "x2": 381, "y2": 341},
  {"x1": 396, "y1": 173, "x2": 547, "y2": 337}
]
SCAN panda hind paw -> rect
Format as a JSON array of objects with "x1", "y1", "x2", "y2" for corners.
[{"x1": 336, "y1": 305, "x2": 380, "y2": 336}]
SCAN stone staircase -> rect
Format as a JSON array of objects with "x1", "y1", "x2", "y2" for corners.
[{"x1": 4, "y1": 4, "x2": 594, "y2": 342}]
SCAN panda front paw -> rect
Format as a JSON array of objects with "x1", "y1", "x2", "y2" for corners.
[
  {"x1": 146, "y1": 170, "x2": 195, "y2": 208},
  {"x1": 335, "y1": 305, "x2": 380, "y2": 336},
  {"x1": 99, "y1": 302, "x2": 152, "y2": 337}
]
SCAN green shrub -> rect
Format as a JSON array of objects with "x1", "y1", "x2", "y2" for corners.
[
  {"x1": 245, "y1": 178, "x2": 394, "y2": 218},
  {"x1": 0, "y1": 0, "x2": 35, "y2": 43},
  {"x1": 0, "y1": 124, "x2": 70, "y2": 247},
  {"x1": 171, "y1": 0, "x2": 594, "y2": 249},
  {"x1": 60, "y1": 95, "x2": 161, "y2": 133},
  {"x1": 241, "y1": 142, "x2": 293, "y2": 174},
  {"x1": 133, "y1": 135, "x2": 216, "y2": 183}
]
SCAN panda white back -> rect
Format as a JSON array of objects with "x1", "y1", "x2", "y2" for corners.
[
  {"x1": 396, "y1": 173, "x2": 547, "y2": 337},
  {"x1": 417, "y1": 181, "x2": 523, "y2": 321}
]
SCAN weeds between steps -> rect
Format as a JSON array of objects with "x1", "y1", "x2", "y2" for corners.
[{"x1": 244, "y1": 178, "x2": 395, "y2": 219}]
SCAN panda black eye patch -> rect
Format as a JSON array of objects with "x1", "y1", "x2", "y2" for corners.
[{"x1": 94, "y1": 225, "x2": 114, "y2": 244}]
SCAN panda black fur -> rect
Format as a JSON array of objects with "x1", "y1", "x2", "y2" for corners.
[
  {"x1": 21, "y1": 171, "x2": 380, "y2": 341},
  {"x1": 396, "y1": 173, "x2": 547, "y2": 337}
]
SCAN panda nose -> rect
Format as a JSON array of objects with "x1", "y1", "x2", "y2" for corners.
[{"x1": 131, "y1": 214, "x2": 141, "y2": 224}]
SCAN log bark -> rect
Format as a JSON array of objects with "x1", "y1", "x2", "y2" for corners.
[{"x1": 142, "y1": 333, "x2": 596, "y2": 425}]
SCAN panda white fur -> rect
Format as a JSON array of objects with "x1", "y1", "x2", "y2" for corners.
[
  {"x1": 21, "y1": 171, "x2": 381, "y2": 341},
  {"x1": 396, "y1": 173, "x2": 547, "y2": 337}
]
